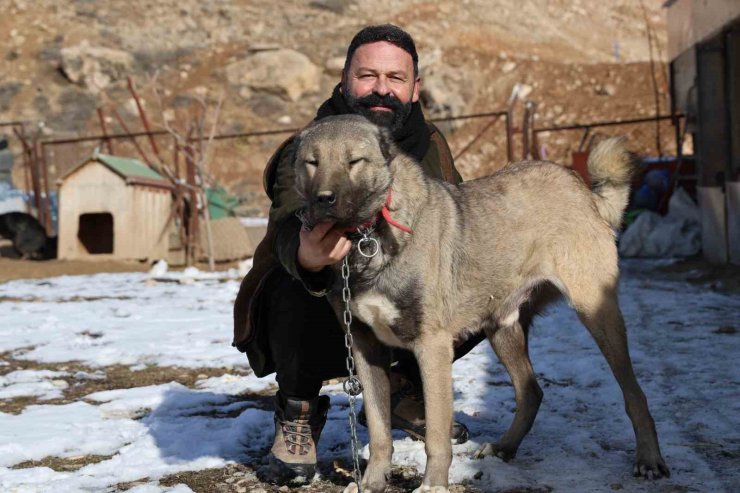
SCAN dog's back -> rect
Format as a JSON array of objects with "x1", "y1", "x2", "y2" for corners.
[{"x1": 398, "y1": 139, "x2": 631, "y2": 335}]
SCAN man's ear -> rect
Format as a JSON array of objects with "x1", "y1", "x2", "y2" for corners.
[
  {"x1": 377, "y1": 126, "x2": 397, "y2": 163},
  {"x1": 412, "y1": 76, "x2": 421, "y2": 103}
]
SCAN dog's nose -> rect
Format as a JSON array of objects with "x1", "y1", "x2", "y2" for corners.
[{"x1": 316, "y1": 191, "x2": 336, "y2": 206}]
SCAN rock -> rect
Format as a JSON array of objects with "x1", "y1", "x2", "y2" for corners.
[
  {"x1": 501, "y1": 61, "x2": 517, "y2": 73},
  {"x1": 517, "y1": 83, "x2": 533, "y2": 99},
  {"x1": 420, "y1": 75, "x2": 464, "y2": 118},
  {"x1": 324, "y1": 56, "x2": 345, "y2": 75},
  {"x1": 309, "y1": 0, "x2": 353, "y2": 14},
  {"x1": 594, "y1": 83, "x2": 616, "y2": 96},
  {"x1": 0, "y1": 82, "x2": 22, "y2": 112},
  {"x1": 225, "y1": 49, "x2": 321, "y2": 102},
  {"x1": 249, "y1": 94, "x2": 287, "y2": 118},
  {"x1": 59, "y1": 41, "x2": 134, "y2": 93},
  {"x1": 419, "y1": 59, "x2": 466, "y2": 126},
  {"x1": 54, "y1": 88, "x2": 97, "y2": 132},
  {"x1": 248, "y1": 43, "x2": 281, "y2": 53}
]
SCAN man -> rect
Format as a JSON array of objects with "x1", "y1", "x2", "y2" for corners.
[{"x1": 233, "y1": 24, "x2": 482, "y2": 482}]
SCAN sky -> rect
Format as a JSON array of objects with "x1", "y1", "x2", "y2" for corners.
[{"x1": 0, "y1": 260, "x2": 738, "y2": 492}]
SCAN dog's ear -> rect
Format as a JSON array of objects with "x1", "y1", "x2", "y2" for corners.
[{"x1": 376, "y1": 126, "x2": 397, "y2": 163}]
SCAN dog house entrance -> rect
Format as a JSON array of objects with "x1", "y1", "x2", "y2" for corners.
[{"x1": 78, "y1": 212, "x2": 114, "y2": 254}]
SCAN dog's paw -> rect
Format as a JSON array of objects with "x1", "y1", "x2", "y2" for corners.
[
  {"x1": 412, "y1": 486, "x2": 450, "y2": 493},
  {"x1": 473, "y1": 442, "x2": 516, "y2": 462},
  {"x1": 633, "y1": 457, "x2": 670, "y2": 480},
  {"x1": 343, "y1": 482, "x2": 387, "y2": 493}
]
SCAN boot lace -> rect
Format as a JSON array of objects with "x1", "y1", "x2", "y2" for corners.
[{"x1": 281, "y1": 419, "x2": 313, "y2": 455}]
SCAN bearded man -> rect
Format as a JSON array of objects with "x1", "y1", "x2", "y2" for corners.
[{"x1": 233, "y1": 24, "x2": 482, "y2": 483}]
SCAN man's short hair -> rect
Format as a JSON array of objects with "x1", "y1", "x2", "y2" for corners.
[{"x1": 343, "y1": 24, "x2": 419, "y2": 77}]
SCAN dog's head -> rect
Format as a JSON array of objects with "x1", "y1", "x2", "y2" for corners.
[{"x1": 293, "y1": 115, "x2": 395, "y2": 229}]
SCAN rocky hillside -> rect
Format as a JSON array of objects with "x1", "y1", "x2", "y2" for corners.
[{"x1": 1, "y1": 0, "x2": 672, "y2": 215}]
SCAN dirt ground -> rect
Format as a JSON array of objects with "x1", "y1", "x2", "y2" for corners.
[{"x1": 0, "y1": 256, "x2": 242, "y2": 284}]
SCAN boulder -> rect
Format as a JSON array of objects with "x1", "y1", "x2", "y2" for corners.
[
  {"x1": 324, "y1": 56, "x2": 345, "y2": 76},
  {"x1": 225, "y1": 49, "x2": 321, "y2": 102},
  {"x1": 59, "y1": 41, "x2": 134, "y2": 93},
  {"x1": 419, "y1": 57, "x2": 466, "y2": 130}
]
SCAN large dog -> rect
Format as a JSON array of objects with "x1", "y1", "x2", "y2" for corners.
[{"x1": 292, "y1": 115, "x2": 669, "y2": 492}]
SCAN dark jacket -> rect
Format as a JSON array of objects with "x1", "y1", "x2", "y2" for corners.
[{"x1": 232, "y1": 122, "x2": 461, "y2": 368}]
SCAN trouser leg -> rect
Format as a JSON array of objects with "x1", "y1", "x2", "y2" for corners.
[{"x1": 266, "y1": 269, "x2": 348, "y2": 400}]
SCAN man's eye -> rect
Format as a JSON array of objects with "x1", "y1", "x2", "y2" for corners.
[
  {"x1": 305, "y1": 159, "x2": 318, "y2": 166},
  {"x1": 348, "y1": 158, "x2": 365, "y2": 165}
]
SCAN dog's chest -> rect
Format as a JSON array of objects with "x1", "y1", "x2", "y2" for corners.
[{"x1": 351, "y1": 291, "x2": 409, "y2": 347}]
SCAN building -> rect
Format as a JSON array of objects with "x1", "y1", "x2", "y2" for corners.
[
  {"x1": 57, "y1": 152, "x2": 173, "y2": 261},
  {"x1": 666, "y1": 0, "x2": 740, "y2": 264}
]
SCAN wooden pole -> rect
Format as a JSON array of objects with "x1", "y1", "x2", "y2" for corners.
[{"x1": 97, "y1": 108, "x2": 114, "y2": 154}]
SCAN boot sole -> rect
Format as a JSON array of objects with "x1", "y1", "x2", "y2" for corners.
[{"x1": 267, "y1": 453, "x2": 316, "y2": 484}]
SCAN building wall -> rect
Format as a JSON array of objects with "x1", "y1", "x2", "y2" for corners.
[
  {"x1": 668, "y1": 2, "x2": 740, "y2": 264},
  {"x1": 668, "y1": 0, "x2": 740, "y2": 60},
  {"x1": 58, "y1": 161, "x2": 170, "y2": 260}
]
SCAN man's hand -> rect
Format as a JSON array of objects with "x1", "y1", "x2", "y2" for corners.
[{"x1": 297, "y1": 222, "x2": 352, "y2": 272}]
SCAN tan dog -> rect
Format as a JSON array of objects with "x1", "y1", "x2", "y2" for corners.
[{"x1": 292, "y1": 115, "x2": 669, "y2": 492}]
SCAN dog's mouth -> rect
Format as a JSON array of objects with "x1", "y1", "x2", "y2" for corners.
[{"x1": 298, "y1": 188, "x2": 387, "y2": 232}]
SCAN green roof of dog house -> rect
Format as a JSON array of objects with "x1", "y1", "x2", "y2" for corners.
[
  {"x1": 59, "y1": 152, "x2": 173, "y2": 190},
  {"x1": 95, "y1": 154, "x2": 165, "y2": 181}
]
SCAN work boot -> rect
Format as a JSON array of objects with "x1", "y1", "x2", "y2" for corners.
[
  {"x1": 359, "y1": 373, "x2": 470, "y2": 444},
  {"x1": 267, "y1": 391, "x2": 330, "y2": 484}
]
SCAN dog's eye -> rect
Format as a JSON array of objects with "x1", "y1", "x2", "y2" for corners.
[
  {"x1": 305, "y1": 159, "x2": 318, "y2": 166},
  {"x1": 348, "y1": 158, "x2": 365, "y2": 166}
]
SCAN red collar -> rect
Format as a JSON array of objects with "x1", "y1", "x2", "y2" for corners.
[{"x1": 343, "y1": 189, "x2": 413, "y2": 234}]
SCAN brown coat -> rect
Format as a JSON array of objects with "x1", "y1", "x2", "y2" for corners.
[{"x1": 232, "y1": 122, "x2": 460, "y2": 354}]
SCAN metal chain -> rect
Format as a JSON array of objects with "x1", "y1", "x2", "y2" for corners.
[{"x1": 341, "y1": 255, "x2": 364, "y2": 492}]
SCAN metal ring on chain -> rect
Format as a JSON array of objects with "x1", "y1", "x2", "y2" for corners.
[
  {"x1": 357, "y1": 237, "x2": 380, "y2": 258},
  {"x1": 343, "y1": 376, "x2": 364, "y2": 396}
]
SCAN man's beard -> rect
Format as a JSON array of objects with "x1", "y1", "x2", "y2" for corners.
[{"x1": 344, "y1": 91, "x2": 412, "y2": 134}]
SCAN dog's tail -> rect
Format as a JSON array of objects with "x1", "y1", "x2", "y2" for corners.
[{"x1": 587, "y1": 137, "x2": 633, "y2": 230}]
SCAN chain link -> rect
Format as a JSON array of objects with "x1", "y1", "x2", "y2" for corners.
[{"x1": 341, "y1": 255, "x2": 364, "y2": 492}]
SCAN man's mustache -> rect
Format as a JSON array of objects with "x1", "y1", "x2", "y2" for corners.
[{"x1": 353, "y1": 92, "x2": 405, "y2": 112}]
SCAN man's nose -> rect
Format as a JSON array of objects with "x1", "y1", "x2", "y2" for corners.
[{"x1": 373, "y1": 76, "x2": 390, "y2": 96}]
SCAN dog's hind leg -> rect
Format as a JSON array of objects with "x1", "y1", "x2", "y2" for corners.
[
  {"x1": 349, "y1": 325, "x2": 393, "y2": 493},
  {"x1": 475, "y1": 320, "x2": 543, "y2": 462},
  {"x1": 567, "y1": 280, "x2": 670, "y2": 479}
]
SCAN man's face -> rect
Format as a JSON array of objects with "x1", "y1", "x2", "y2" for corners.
[{"x1": 341, "y1": 41, "x2": 420, "y2": 133}]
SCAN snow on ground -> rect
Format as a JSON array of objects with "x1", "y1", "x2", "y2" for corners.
[{"x1": 0, "y1": 260, "x2": 738, "y2": 492}]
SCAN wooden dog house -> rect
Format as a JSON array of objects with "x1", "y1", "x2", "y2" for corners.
[{"x1": 57, "y1": 152, "x2": 174, "y2": 261}]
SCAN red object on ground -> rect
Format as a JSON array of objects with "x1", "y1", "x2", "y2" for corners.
[{"x1": 571, "y1": 151, "x2": 592, "y2": 188}]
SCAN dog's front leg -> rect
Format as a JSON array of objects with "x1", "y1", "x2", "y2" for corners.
[
  {"x1": 348, "y1": 324, "x2": 393, "y2": 493},
  {"x1": 412, "y1": 332, "x2": 454, "y2": 493}
]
